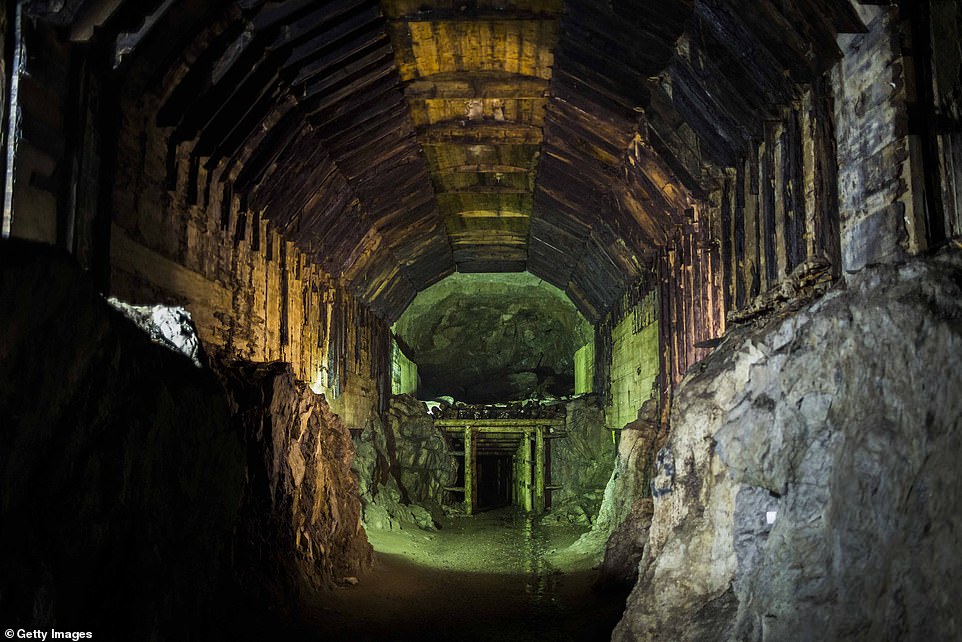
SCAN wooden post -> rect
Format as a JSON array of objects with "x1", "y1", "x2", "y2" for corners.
[
  {"x1": 535, "y1": 426, "x2": 545, "y2": 513},
  {"x1": 520, "y1": 431, "x2": 533, "y2": 512},
  {"x1": 464, "y1": 425, "x2": 475, "y2": 515}
]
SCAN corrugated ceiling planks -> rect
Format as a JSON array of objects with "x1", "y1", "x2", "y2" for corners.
[
  {"x1": 28, "y1": 0, "x2": 868, "y2": 322},
  {"x1": 384, "y1": 0, "x2": 558, "y2": 275}
]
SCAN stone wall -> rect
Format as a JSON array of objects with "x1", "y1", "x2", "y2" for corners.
[
  {"x1": 614, "y1": 250, "x2": 962, "y2": 641},
  {"x1": 549, "y1": 395, "x2": 616, "y2": 524},
  {"x1": 216, "y1": 362, "x2": 373, "y2": 605},
  {"x1": 353, "y1": 394, "x2": 456, "y2": 530},
  {"x1": 393, "y1": 272, "x2": 592, "y2": 402}
]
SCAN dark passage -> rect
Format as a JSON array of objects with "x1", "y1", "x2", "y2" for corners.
[{"x1": 477, "y1": 455, "x2": 512, "y2": 510}]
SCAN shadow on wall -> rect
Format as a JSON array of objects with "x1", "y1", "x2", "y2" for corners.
[{"x1": 0, "y1": 241, "x2": 371, "y2": 641}]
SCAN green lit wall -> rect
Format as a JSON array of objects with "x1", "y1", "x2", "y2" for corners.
[
  {"x1": 574, "y1": 341, "x2": 595, "y2": 394},
  {"x1": 392, "y1": 341, "x2": 419, "y2": 396},
  {"x1": 604, "y1": 293, "x2": 659, "y2": 431}
]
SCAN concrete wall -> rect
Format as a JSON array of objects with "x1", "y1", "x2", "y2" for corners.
[
  {"x1": 604, "y1": 291, "x2": 660, "y2": 432},
  {"x1": 574, "y1": 340, "x2": 595, "y2": 394},
  {"x1": 391, "y1": 341, "x2": 419, "y2": 396}
]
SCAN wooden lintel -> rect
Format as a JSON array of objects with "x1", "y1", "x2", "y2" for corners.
[
  {"x1": 436, "y1": 419, "x2": 564, "y2": 427},
  {"x1": 388, "y1": 9, "x2": 560, "y2": 22},
  {"x1": 436, "y1": 186, "x2": 531, "y2": 195}
]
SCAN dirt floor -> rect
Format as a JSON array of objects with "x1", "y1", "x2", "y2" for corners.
[{"x1": 296, "y1": 508, "x2": 628, "y2": 641}]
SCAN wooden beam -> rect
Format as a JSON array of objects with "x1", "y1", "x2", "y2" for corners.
[
  {"x1": 437, "y1": 164, "x2": 530, "y2": 175},
  {"x1": 436, "y1": 185, "x2": 531, "y2": 195},
  {"x1": 520, "y1": 434, "x2": 532, "y2": 512},
  {"x1": 417, "y1": 120, "x2": 542, "y2": 145},
  {"x1": 437, "y1": 419, "x2": 564, "y2": 428},
  {"x1": 387, "y1": 8, "x2": 559, "y2": 22},
  {"x1": 404, "y1": 71, "x2": 548, "y2": 100},
  {"x1": 535, "y1": 426, "x2": 545, "y2": 513},
  {"x1": 464, "y1": 425, "x2": 475, "y2": 515}
]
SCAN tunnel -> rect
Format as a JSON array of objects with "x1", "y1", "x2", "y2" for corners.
[{"x1": 1, "y1": 0, "x2": 962, "y2": 641}]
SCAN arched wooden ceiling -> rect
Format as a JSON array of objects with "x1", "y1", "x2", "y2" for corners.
[
  {"x1": 29, "y1": 0, "x2": 865, "y2": 322},
  {"x1": 383, "y1": 0, "x2": 559, "y2": 274}
]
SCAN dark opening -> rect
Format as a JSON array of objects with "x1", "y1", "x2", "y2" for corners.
[{"x1": 476, "y1": 454, "x2": 512, "y2": 510}]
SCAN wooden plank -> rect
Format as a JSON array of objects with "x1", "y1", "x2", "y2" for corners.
[
  {"x1": 744, "y1": 150, "x2": 760, "y2": 299},
  {"x1": 289, "y1": 23, "x2": 388, "y2": 85},
  {"x1": 520, "y1": 433, "x2": 532, "y2": 512},
  {"x1": 404, "y1": 70, "x2": 548, "y2": 99},
  {"x1": 772, "y1": 119, "x2": 788, "y2": 278},
  {"x1": 761, "y1": 127, "x2": 777, "y2": 287}
]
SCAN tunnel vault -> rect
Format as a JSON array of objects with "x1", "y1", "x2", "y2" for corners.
[
  {"x1": 15, "y1": 0, "x2": 867, "y2": 326},
  {"x1": 9, "y1": 0, "x2": 961, "y2": 407}
]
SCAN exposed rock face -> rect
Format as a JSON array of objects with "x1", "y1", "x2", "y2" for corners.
[
  {"x1": 107, "y1": 298, "x2": 205, "y2": 366},
  {"x1": 615, "y1": 252, "x2": 962, "y2": 641},
  {"x1": 0, "y1": 242, "x2": 371, "y2": 639},
  {"x1": 393, "y1": 272, "x2": 592, "y2": 403},
  {"x1": 215, "y1": 361, "x2": 373, "y2": 605},
  {"x1": 353, "y1": 394, "x2": 456, "y2": 530},
  {"x1": 0, "y1": 242, "x2": 243, "y2": 639},
  {"x1": 599, "y1": 498, "x2": 653, "y2": 591},
  {"x1": 389, "y1": 395, "x2": 458, "y2": 515},
  {"x1": 547, "y1": 395, "x2": 615, "y2": 525},
  {"x1": 568, "y1": 399, "x2": 662, "y2": 577}
]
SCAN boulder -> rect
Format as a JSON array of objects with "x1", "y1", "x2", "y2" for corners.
[{"x1": 615, "y1": 251, "x2": 962, "y2": 641}]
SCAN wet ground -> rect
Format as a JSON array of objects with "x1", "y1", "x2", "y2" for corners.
[{"x1": 301, "y1": 508, "x2": 628, "y2": 641}]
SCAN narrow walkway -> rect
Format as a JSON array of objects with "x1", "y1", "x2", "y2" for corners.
[{"x1": 303, "y1": 508, "x2": 627, "y2": 641}]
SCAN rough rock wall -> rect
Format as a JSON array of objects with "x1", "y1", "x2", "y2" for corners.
[
  {"x1": 614, "y1": 251, "x2": 962, "y2": 641},
  {"x1": 549, "y1": 395, "x2": 615, "y2": 524},
  {"x1": 0, "y1": 242, "x2": 371, "y2": 639},
  {"x1": 216, "y1": 362, "x2": 373, "y2": 605},
  {"x1": 0, "y1": 242, "x2": 243, "y2": 639},
  {"x1": 353, "y1": 394, "x2": 456, "y2": 530},
  {"x1": 567, "y1": 399, "x2": 662, "y2": 580},
  {"x1": 393, "y1": 273, "x2": 591, "y2": 403}
]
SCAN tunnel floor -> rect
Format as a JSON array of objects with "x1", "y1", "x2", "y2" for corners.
[{"x1": 299, "y1": 508, "x2": 628, "y2": 641}]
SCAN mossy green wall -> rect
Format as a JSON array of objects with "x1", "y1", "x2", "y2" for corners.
[
  {"x1": 604, "y1": 294, "x2": 659, "y2": 431},
  {"x1": 392, "y1": 342, "x2": 419, "y2": 396}
]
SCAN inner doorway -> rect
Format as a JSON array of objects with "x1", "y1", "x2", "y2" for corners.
[
  {"x1": 477, "y1": 454, "x2": 512, "y2": 509},
  {"x1": 438, "y1": 419, "x2": 564, "y2": 514}
]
